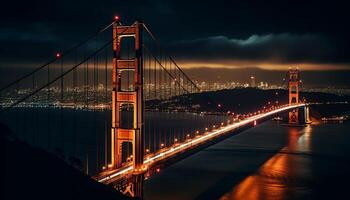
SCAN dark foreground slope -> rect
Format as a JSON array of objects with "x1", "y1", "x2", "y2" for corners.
[{"x1": 1, "y1": 123, "x2": 130, "y2": 200}]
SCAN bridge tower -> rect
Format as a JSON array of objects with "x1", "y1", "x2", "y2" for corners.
[
  {"x1": 288, "y1": 68, "x2": 300, "y2": 124},
  {"x1": 110, "y1": 21, "x2": 145, "y2": 198}
]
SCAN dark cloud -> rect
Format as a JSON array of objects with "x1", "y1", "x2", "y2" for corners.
[
  {"x1": 168, "y1": 33, "x2": 343, "y2": 64},
  {"x1": 0, "y1": 23, "x2": 59, "y2": 42},
  {"x1": 0, "y1": 0, "x2": 349, "y2": 72}
]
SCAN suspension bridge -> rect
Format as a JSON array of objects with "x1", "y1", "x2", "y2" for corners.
[{"x1": 0, "y1": 18, "x2": 310, "y2": 198}]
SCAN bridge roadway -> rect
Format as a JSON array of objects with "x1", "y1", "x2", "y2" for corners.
[{"x1": 96, "y1": 103, "x2": 306, "y2": 184}]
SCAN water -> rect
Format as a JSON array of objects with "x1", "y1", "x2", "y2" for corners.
[
  {"x1": 144, "y1": 121, "x2": 350, "y2": 200},
  {"x1": 3, "y1": 106, "x2": 350, "y2": 199},
  {"x1": 0, "y1": 108, "x2": 229, "y2": 175}
]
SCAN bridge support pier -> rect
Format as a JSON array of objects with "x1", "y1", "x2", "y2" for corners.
[
  {"x1": 302, "y1": 105, "x2": 311, "y2": 124},
  {"x1": 132, "y1": 172, "x2": 144, "y2": 198}
]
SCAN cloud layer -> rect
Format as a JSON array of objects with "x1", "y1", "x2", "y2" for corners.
[
  {"x1": 167, "y1": 33, "x2": 345, "y2": 69},
  {"x1": 0, "y1": 0, "x2": 349, "y2": 71}
]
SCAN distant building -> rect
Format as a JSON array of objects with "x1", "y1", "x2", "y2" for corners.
[
  {"x1": 259, "y1": 81, "x2": 269, "y2": 88},
  {"x1": 98, "y1": 83, "x2": 104, "y2": 91},
  {"x1": 250, "y1": 76, "x2": 256, "y2": 87}
]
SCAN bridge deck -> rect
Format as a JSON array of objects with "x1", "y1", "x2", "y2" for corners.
[{"x1": 96, "y1": 104, "x2": 305, "y2": 184}]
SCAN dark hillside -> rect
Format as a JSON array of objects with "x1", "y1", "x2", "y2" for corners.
[
  {"x1": 1, "y1": 123, "x2": 130, "y2": 200},
  {"x1": 153, "y1": 88, "x2": 350, "y2": 114}
]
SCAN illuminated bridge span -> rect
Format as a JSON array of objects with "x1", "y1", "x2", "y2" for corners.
[
  {"x1": 0, "y1": 17, "x2": 309, "y2": 198},
  {"x1": 97, "y1": 103, "x2": 306, "y2": 184}
]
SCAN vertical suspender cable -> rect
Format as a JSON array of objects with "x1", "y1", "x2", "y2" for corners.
[
  {"x1": 74, "y1": 48, "x2": 78, "y2": 158},
  {"x1": 47, "y1": 63, "x2": 51, "y2": 150},
  {"x1": 104, "y1": 46, "x2": 108, "y2": 168},
  {"x1": 60, "y1": 55, "x2": 64, "y2": 151},
  {"x1": 32, "y1": 72, "x2": 37, "y2": 145}
]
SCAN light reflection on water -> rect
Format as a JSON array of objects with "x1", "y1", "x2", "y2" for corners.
[
  {"x1": 144, "y1": 119, "x2": 350, "y2": 200},
  {"x1": 220, "y1": 126, "x2": 313, "y2": 200}
]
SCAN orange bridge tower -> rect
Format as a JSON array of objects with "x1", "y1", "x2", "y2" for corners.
[
  {"x1": 110, "y1": 21, "x2": 145, "y2": 198},
  {"x1": 288, "y1": 68, "x2": 300, "y2": 124}
]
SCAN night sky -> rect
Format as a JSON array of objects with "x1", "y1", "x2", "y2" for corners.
[{"x1": 0, "y1": 0, "x2": 349, "y2": 86}]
